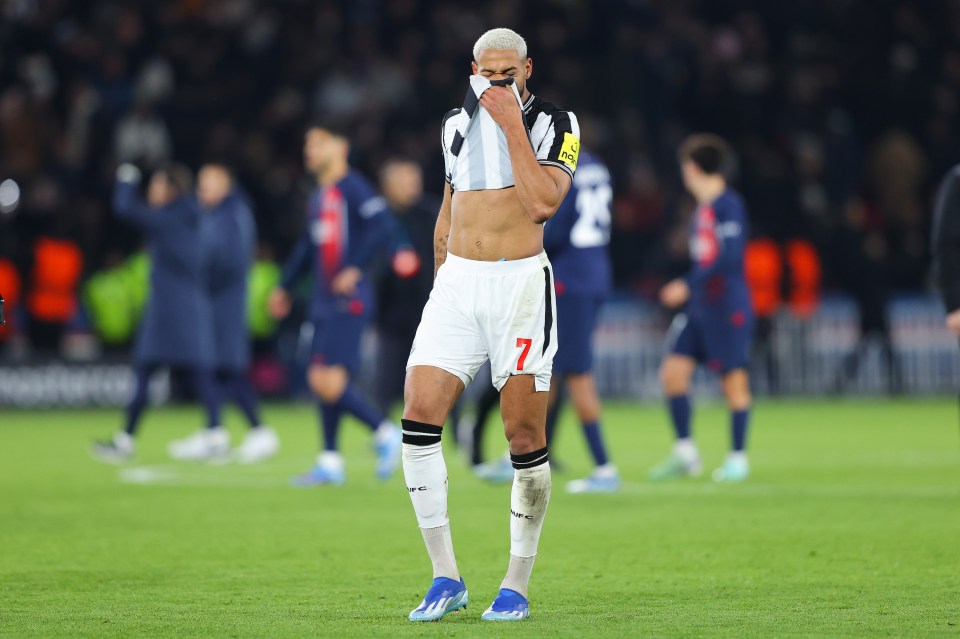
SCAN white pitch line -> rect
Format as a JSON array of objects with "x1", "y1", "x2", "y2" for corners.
[{"x1": 118, "y1": 465, "x2": 289, "y2": 488}]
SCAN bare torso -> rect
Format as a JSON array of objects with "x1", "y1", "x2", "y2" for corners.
[{"x1": 448, "y1": 187, "x2": 544, "y2": 261}]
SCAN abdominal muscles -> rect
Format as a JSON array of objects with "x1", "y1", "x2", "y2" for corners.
[{"x1": 449, "y1": 187, "x2": 545, "y2": 261}]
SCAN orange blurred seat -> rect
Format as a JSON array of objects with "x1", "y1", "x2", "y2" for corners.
[
  {"x1": 27, "y1": 237, "x2": 84, "y2": 323},
  {"x1": 785, "y1": 239, "x2": 821, "y2": 318},
  {"x1": 745, "y1": 238, "x2": 782, "y2": 319},
  {"x1": 0, "y1": 257, "x2": 21, "y2": 338}
]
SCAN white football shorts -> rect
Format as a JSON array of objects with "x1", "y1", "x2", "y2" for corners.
[{"x1": 407, "y1": 251, "x2": 558, "y2": 392}]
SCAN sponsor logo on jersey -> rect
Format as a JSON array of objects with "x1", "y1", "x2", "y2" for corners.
[{"x1": 558, "y1": 132, "x2": 580, "y2": 170}]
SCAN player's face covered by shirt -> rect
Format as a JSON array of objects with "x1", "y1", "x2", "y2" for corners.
[{"x1": 472, "y1": 48, "x2": 531, "y2": 97}]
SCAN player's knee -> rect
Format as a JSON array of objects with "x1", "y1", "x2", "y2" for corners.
[
  {"x1": 660, "y1": 363, "x2": 688, "y2": 396},
  {"x1": 722, "y1": 372, "x2": 752, "y2": 410},
  {"x1": 308, "y1": 366, "x2": 347, "y2": 403},
  {"x1": 505, "y1": 419, "x2": 544, "y2": 455},
  {"x1": 725, "y1": 387, "x2": 751, "y2": 411}
]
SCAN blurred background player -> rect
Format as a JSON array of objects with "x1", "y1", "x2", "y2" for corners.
[
  {"x1": 268, "y1": 124, "x2": 401, "y2": 486},
  {"x1": 93, "y1": 163, "x2": 222, "y2": 462},
  {"x1": 374, "y1": 158, "x2": 436, "y2": 415},
  {"x1": 179, "y1": 162, "x2": 279, "y2": 463},
  {"x1": 542, "y1": 147, "x2": 618, "y2": 493},
  {"x1": 650, "y1": 134, "x2": 754, "y2": 483}
]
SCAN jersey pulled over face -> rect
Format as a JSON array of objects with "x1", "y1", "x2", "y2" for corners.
[{"x1": 441, "y1": 87, "x2": 580, "y2": 193}]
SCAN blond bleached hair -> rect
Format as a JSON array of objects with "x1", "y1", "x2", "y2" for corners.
[{"x1": 473, "y1": 28, "x2": 527, "y2": 61}]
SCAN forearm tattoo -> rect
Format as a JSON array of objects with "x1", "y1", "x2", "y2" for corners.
[{"x1": 434, "y1": 233, "x2": 448, "y2": 279}]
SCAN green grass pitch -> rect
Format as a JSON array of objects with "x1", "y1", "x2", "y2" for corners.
[{"x1": 1, "y1": 399, "x2": 959, "y2": 638}]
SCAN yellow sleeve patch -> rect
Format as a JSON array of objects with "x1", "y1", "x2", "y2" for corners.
[{"x1": 558, "y1": 132, "x2": 580, "y2": 171}]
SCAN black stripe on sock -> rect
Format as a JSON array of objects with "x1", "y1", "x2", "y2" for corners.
[
  {"x1": 511, "y1": 447, "x2": 549, "y2": 470},
  {"x1": 401, "y1": 419, "x2": 442, "y2": 446},
  {"x1": 542, "y1": 266, "x2": 553, "y2": 354}
]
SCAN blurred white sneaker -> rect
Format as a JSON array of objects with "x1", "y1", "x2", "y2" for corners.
[
  {"x1": 168, "y1": 427, "x2": 230, "y2": 461},
  {"x1": 566, "y1": 464, "x2": 621, "y2": 494},
  {"x1": 235, "y1": 426, "x2": 279, "y2": 463},
  {"x1": 92, "y1": 431, "x2": 135, "y2": 464}
]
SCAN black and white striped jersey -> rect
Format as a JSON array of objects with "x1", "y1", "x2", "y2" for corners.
[{"x1": 441, "y1": 92, "x2": 580, "y2": 192}]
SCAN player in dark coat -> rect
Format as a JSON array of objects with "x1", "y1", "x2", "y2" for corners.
[
  {"x1": 93, "y1": 163, "x2": 223, "y2": 462},
  {"x1": 192, "y1": 163, "x2": 278, "y2": 462}
]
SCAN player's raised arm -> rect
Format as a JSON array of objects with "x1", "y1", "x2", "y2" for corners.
[
  {"x1": 433, "y1": 181, "x2": 452, "y2": 278},
  {"x1": 112, "y1": 164, "x2": 160, "y2": 230}
]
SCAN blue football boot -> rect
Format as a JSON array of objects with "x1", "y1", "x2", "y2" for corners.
[
  {"x1": 408, "y1": 577, "x2": 468, "y2": 622},
  {"x1": 481, "y1": 588, "x2": 529, "y2": 621}
]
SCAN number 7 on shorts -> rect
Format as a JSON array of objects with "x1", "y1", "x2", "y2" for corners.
[{"x1": 515, "y1": 337, "x2": 532, "y2": 371}]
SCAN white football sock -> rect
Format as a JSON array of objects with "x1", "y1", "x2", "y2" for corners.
[
  {"x1": 402, "y1": 439, "x2": 448, "y2": 528},
  {"x1": 503, "y1": 448, "x2": 551, "y2": 596},
  {"x1": 421, "y1": 523, "x2": 459, "y2": 580},
  {"x1": 500, "y1": 554, "x2": 535, "y2": 597},
  {"x1": 402, "y1": 420, "x2": 457, "y2": 579}
]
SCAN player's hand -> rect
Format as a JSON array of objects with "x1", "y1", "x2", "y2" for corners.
[
  {"x1": 331, "y1": 266, "x2": 363, "y2": 296},
  {"x1": 479, "y1": 85, "x2": 523, "y2": 132},
  {"x1": 392, "y1": 248, "x2": 421, "y2": 279},
  {"x1": 946, "y1": 309, "x2": 960, "y2": 336},
  {"x1": 116, "y1": 163, "x2": 142, "y2": 184},
  {"x1": 268, "y1": 288, "x2": 292, "y2": 319},
  {"x1": 659, "y1": 279, "x2": 690, "y2": 309}
]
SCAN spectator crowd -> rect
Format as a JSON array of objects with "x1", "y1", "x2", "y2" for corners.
[{"x1": 1, "y1": 0, "x2": 959, "y2": 356}]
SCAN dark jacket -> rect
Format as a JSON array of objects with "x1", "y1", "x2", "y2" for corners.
[
  {"x1": 203, "y1": 190, "x2": 256, "y2": 371},
  {"x1": 375, "y1": 195, "x2": 438, "y2": 337},
  {"x1": 114, "y1": 181, "x2": 215, "y2": 368}
]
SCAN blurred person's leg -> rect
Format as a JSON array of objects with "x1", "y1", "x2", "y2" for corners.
[
  {"x1": 711, "y1": 311, "x2": 754, "y2": 482},
  {"x1": 470, "y1": 382, "x2": 502, "y2": 467},
  {"x1": 552, "y1": 294, "x2": 617, "y2": 492},
  {"x1": 564, "y1": 372, "x2": 619, "y2": 493},
  {"x1": 166, "y1": 368, "x2": 230, "y2": 461},
  {"x1": 713, "y1": 368, "x2": 752, "y2": 482},
  {"x1": 124, "y1": 363, "x2": 160, "y2": 436},
  {"x1": 650, "y1": 313, "x2": 702, "y2": 481},
  {"x1": 544, "y1": 377, "x2": 565, "y2": 449},
  {"x1": 220, "y1": 369, "x2": 263, "y2": 429},
  {"x1": 222, "y1": 368, "x2": 280, "y2": 463},
  {"x1": 92, "y1": 362, "x2": 159, "y2": 462},
  {"x1": 374, "y1": 331, "x2": 409, "y2": 415},
  {"x1": 296, "y1": 312, "x2": 400, "y2": 486}
]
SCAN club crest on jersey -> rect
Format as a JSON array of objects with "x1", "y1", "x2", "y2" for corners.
[{"x1": 558, "y1": 132, "x2": 580, "y2": 170}]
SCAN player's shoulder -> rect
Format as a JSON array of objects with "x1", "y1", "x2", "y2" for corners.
[
  {"x1": 716, "y1": 188, "x2": 747, "y2": 215},
  {"x1": 526, "y1": 95, "x2": 574, "y2": 120},
  {"x1": 341, "y1": 170, "x2": 386, "y2": 216},
  {"x1": 526, "y1": 96, "x2": 578, "y2": 133},
  {"x1": 442, "y1": 107, "x2": 462, "y2": 126},
  {"x1": 441, "y1": 107, "x2": 463, "y2": 134}
]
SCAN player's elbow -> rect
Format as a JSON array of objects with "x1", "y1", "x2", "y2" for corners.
[
  {"x1": 527, "y1": 197, "x2": 562, "y2": 224},
  {"x1": 527, "y1": 205, "x2": 555, "y2": 225}
]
